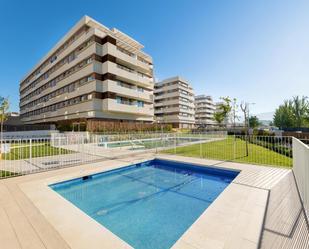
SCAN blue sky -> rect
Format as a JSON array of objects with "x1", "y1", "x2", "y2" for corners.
[{"x1": 0, "y1": 0, "x2": 308, "y2": 117}]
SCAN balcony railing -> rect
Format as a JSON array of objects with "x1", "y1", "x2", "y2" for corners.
[
  {"x1": 117, "y1": 64, "x2": 152, "y2": 81},
  {"x1": 116, "y1": 46, "x2": 152, "y2": 67},
  {"x1": 116, "y1": 46, "x2": 136, "y2": 58}
]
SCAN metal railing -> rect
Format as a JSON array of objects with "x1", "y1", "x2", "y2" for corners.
[
  {"x1": 160, "y1": 135, "x2": 294, "y2": 168},
  {"x1": 0, "y1": 132, "x2": 300, "y2": 179},
  {"x1": 0, "y1": 137, "x2": 105, "y2": 179}
]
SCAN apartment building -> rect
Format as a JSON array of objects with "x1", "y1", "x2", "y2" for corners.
[
  {"x1": 154, "y1": 77, "x2": 195, "y2": 128},
  {"x1": 19, "y1": 16, "x2": 154, "y2": 128},
  {"x1": 195, "y1": 95, "x2": 216, "y2": 127}
]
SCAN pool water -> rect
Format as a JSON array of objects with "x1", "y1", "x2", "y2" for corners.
[
  {"x1": 51, "y1": 159, "x2": 239, "y2": 249},
  {"x1": 102, "y1": 137, "x2": 203, "y2": 149}
]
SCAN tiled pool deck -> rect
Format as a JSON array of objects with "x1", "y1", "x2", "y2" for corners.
[{"x1": 0, "y1": 153, "x2": 308, "y2": 249}]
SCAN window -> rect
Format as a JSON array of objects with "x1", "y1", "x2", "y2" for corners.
[
  {"x1": 80, "y1": 78, "x2": 87, "y2": 85},
  {"x1": 117, "y1": 80, "x2": 134, "y2": 89},
  {"x1": 50, "y1": 55, "x2": 57, "y2": 63},
  {"x1": 68, "y1": 52, "x2": 76, "y2": 63},
  {"x1": 78, "y1": 43, "x2": 86, "y2": 52},
  {"x1": 87, "y1": 57, "x2": 93, "y2": 64},
  {"x1": 50, "y1": 80, "x2": 56, "y2": 87},
  {"x1": 116, "y1": 96, "x2": 121, "y2": 104},
  {"x1": 137, "y1": 87, "x2": 144, "y2": 92},
  {"x1": 137, "y1": 101, "x2": 144, "y2": 107},
  {"x1": 68, "y1": 84, "x2": 75, "y2": 93}
]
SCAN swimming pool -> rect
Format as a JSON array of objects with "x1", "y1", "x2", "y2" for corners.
[
  {"x1": 100, "y1": 137, "x2": 205, "y2": 149},
  {"x1": 50, "y1": 159, "x2": 239, "y2": 249}
]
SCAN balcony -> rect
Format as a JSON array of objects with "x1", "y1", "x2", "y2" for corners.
[
  {"x1": 98, "y1": 43, "x2": 151, "y2": 73},
  {"x1": 103, "y1": 98, "x2": 153, "y2": 116},
  {"x1": 102, "y1": 61, "x2": 153, "y2": 88},
  {"x1": 20, "y1": 44, "x2": 98, "y2": 100},
  {"x1": 155, "y1": 91, "x2": 194, "y2": 102},
  {"x1": 154, "y1": 91, "x2": 179, "y2": 100},
  {"x1": 196, "y1": 113, "x2": 214, "y2": 119},
  {"x1": 102, "y1": 80, "x2": 152, "y2": 102},
  {"x1": 20, "y1": 28, "x2": 96, "y2": 91},
  {"x1": 21, "y1": 63, "x2": 96, "y2": 105},
  {"x1": 196, "y1": 103, "x2": 216, "y2": 110},
  {"x1": 21, "y1": 100, "x2": 95, "y2": 123}
]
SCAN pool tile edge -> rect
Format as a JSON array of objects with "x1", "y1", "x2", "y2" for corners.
[
  {"x1": 18, "y1": 154, "x2": 271, "y2": 249},
  {"x1": 18, "y1": 156, "x2": 156, "y2": 249},
  {"x1": 157, "y1": 155, "x2": 269, "y2": 249}
]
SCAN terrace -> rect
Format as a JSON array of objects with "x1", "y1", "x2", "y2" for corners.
[{"x1": 0, "y1": 131, "x2": 308, "y2": 249}]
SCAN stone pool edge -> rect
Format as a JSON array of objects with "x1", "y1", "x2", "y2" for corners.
[{"x1": 19, "y1": 155, "x2": 268, "y2": 249}]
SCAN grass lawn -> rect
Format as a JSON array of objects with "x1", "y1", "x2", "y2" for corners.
[
  {"x1": 162, "y1": 137, "x2": 292, "y2": 168},
  {"x1": 0, "y1": 170, "x2": 20, "y2": 177},
  {"x1": 1, "y1": 142, "x2": 73, "y2": 160}
]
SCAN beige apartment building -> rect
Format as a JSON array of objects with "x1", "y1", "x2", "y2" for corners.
[
  {"x1": 19, "y1": 16, "x2": 154, "y2": 129},
  {"x1": 195, "y1": 94, "x2": 216, "y2": 127},
  {"x1": 154, "y1": 76, "x2": 195, "y2": 128}
]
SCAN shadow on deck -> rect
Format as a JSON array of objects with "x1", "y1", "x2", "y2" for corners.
[{"x1": 259, "y1": 171, "x2": 309, "y2": 249}]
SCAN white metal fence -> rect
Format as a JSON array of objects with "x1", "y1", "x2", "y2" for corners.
[
  {"x1": 0, "y1": 131, "x2": 300, "y2": 179},
  {"x1": 293, "y1": 137, "x2": 309, "y2": 216},
  {"x1": 0, "y1": 137, "x2": 103, "y2": 179},
  {"x1": 0, "y1": 131, "x2": 226, "y2": 179},
  {"x1": 162, "y1": 135, "x2": 294, "y2": 168}
]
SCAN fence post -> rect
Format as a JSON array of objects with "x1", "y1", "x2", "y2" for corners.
[
  {"x1": 174, "y1": 133, "x2": 177, "y2": 154},
  {"x1": 155, "y1": 132, "x2": 158, "y2": 154},
  {"x1": 200, "y1": 133, "x2": 202, "y2": 158},
  {"x1": 29, "y1": 139, "x2": 32, "y2": 165},
  {"x1": 233, "y1": 135, "x2": 236, "y2": 160}
]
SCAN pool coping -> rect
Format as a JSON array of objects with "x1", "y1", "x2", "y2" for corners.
[
  {"x1": 159, "y1": 156, "x2": 268, "y2": 249},
  {"x1": 19, "y1": 155, "x2": 271, "y2": 249}
]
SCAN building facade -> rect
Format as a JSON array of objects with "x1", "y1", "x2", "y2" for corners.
[
  {"x1": 195, "y1": 95, "x2": 216, "y2": 127},
  {"x1": 19, "y1": 16, "x2": 154, "y2": 128},
  {"x1": 154, "y1": 76, "x2": 195, "y2": 128}
]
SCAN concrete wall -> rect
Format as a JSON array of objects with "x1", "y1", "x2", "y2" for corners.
[{"x1": 292, "y1": 137, "x2": 309, "y2": 214}]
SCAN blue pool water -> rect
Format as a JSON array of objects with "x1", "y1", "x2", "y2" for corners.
[{"x1": 50, "y1": 159, "x2": 239, "y2": 249}]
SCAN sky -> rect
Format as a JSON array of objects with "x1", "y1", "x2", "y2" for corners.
[{"x1": 0, "y1": 0, "x2": 308, "y2": 118}]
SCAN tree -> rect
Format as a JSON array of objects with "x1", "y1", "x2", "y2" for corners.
[
  {"x1": 291, "y1": 96, "x2": 308, "y2": 128},
  {"x1": 240, "y1": 102, "x2": 249, "y2": 156},
  {"x1": 214, "y1": 97, "x2": 232, "y2": 127},
  {"x1": 249, "y1": 116, "x2": 260, "y2": 128},
  {"x1": 230, "y1": 98, "x2": 240, "y2": 128},
  {"x1": 0, "y1": 97, "x2": 9, "y2": 154},
  {"x1": 213, "y1": 112, "x2": 225, "y2": 126},
  {"x1": 273, "y1": 96, "x2": 309, "y2": 129},
  {"x1": 273, "y1": 100, "x2": 294, "y2": 129}
]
